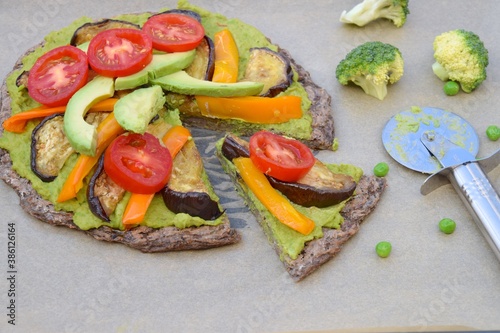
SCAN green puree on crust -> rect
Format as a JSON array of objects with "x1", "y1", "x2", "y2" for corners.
[{"x1": 0, "y1": 1, "x2": 313, "y2": 232}]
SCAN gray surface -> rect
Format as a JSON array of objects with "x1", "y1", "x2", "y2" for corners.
[{"x1": 1, "y1": 1, "x2": 499, "y2": 332}]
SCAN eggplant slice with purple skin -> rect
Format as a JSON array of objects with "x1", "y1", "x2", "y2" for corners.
[
  {"x1": 185, "y1": 36, "x2": 215, "y2": 81},
  {"x1": 87, "y1": 154, "x2": 126, "y2": 222},
  {"x1": 69, "y1": 19, "x2": 141, "y2": 46},
  {"x1": 16, "y1": 71, "x2": 29, "y2": 89},
  {"x1": 267, "y1": 160, "x2": 357, "y2": 208},
  {"x1": 162, "y1": 139, "x2": 224, "y2": 220},
  {"x1": 31, "y1": 113, "x2": 75, "y2": 182},
  {"x1": 150, "y1": 9, "x2": 202, "y2": 22},
  {"x1": 220, "y1": 134, "x2": 250, "y2": 161},
  {"x1": 221, "y1": 134, "x2": 356, "y2": 207},
  {"x1": 242, "y1": 47, "x2": 293, "y2": 97},
  {"x1": 31, "y1": 112, "x2": 109, "y2": 183}
]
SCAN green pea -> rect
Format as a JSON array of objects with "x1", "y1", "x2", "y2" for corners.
[
  {"x1": 375, "y1": 241, "x2": 392, "y2": 258},
  {"x1": 439, "y1": 218, "x2": 456, "y2": 234},
  {"x1": 373, "y1": 162, "x2": 389, "y2": 177},
  {"x1": 486, "y1": 125, "x2": 500, "y2": 141},
  {"x1": 443, "y1": 81, "x2": 460, "y2": 96}
]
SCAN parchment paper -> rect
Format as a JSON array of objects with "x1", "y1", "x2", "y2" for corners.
[{"x1": 0, "y1": 1, "x2": 499, "y2": 332}]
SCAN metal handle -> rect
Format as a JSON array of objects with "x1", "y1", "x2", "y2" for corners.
[{"x1": 448, "y1": 162, "x2": 500, "y2": 260}]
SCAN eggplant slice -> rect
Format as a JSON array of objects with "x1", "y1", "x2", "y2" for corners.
[
  {"x1": 16, "y1": 71, "x2": 29, "y2": 89},
  {"x1": 185, "y1": 36, "x2": 215, "y2": 80},
  {"x1": 242, "y1": 47, "x2": 293, "y2": 97},
  {"x1": 87, "y1": 154, "x2": 126, "y2": 222},
  {"x1": 70, "y1": 19, "x2": 141, "y2": 46},
  {"x1": 31, "y1": 111, "x2": 109, "y2": 183},
  {"x1": 162, "y1": 139, "x2": 224, "y2": 220},
  {"x1": 30, "y1": 113, "x2": 75, "y2": 182},
  {"x1": 150, "y1": 9, "x2": 202, "y2": 22},
  {"x1": 221, "y1": 134, "x2": 356, "y2": 208},
  {"x1": 220, "y1": 133, "x2": 250, "y2": 161},
  {"x1": 267, "y1": 160, "x2": 356, "y2": 208}
]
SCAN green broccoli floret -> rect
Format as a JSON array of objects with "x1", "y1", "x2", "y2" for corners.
[
  {"x1": 335, "y1": 41, "x2": 404, "y2": 100},
  {"x1": 340, "y1": 0, "x2": 410, "y2": 27},
  {"x1": 432, "y1": 29, "x2": 489, "y2": 93}
]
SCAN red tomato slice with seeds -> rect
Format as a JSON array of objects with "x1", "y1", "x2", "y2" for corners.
[
  {"x1": 87, "y1": 28, "x2": 153, "y2": 77},
  {"x1": 104, "y1": 133, "x2": 172, "y2": 194},
  {"x1": 249, "y1": 131, "x2": 315, "y2": 182},
  {"x1": 27, "y1": 45, "x2": 89, "y2": 107},
  {"x1": 142, "y1": 13, "x2": 205, "y2": 53}
]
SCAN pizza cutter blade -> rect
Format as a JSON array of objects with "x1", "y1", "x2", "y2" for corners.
[{"x1": 382, "y1": 107, "x2": 500, "y2": 261}]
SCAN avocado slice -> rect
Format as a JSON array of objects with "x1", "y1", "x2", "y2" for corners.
[
  {"x1": 114, "y1": 85, "x2": 166, "y2": 134},
  {"x1": 150, "y1": 70, "x2": 264, "y2": 97},
  {"x1": 77, "y1": 41, "x2": 89, "y2": 53},
  {"x1": 114, "y1": 50, "x2": 196, "y2": 90},
  {"x1": 63, "y1": 76, "x2": 115, "y2": 156}
]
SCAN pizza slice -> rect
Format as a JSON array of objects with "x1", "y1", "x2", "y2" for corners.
[{"x1": 216, "y1": 132, "x2": 387, "y2": 281}]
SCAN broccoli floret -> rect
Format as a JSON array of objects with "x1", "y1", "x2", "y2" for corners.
[
  {"x1": 340, "y1": 0, "x2": 410, "y2": 27},
  {"x1": 432, "y1": 29, "x2": 489, "y2": 93},
  {"x1": 335, "y1": 41, "x2": 404, "y2": 100}
]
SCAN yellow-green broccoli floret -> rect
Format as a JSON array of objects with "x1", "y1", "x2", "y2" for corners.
[
  {"x1": 335, "y1": 41, "x2": 404, "y2": 100},
  {"x1": 340, "y1": 0, "x2": 410, "y2": 28},
  {"x1": 432, "y1": 29, "x2": 489, "y2": 93}
]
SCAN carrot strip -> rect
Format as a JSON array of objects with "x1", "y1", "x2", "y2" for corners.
[
  {"x1": 121, "y1": 125, "x2": 192, "y2": 226},
  {"x1": 212, "y1": 29, "x2": 239, "y2": 83},
  {"x1": 2, "y1": 98, "x2": 118, "y2": 133},
  {"x1": 233, "y1": 157, "x2": 315, "y2": 235},
  {"x1": 195, "y1": 95, "x2": 302, "y2": 123},
  {"x1": 57, "y1": 112, "x2": 124, "y2": 202},
  {"x1": 121, "y1": 194, "x2": 155, "y2": 227}
]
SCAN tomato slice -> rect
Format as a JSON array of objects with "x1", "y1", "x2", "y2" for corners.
[
  {"x1": 104, "y1": 133, "x2": 172, "y2": 194},
  {"x1": 27, "y1": 45, "x2": 89, "y2": 107},
  {"x1": 142, "y1": 13, "x2": 205, "y2": 53},
  {"x1": 87, "y1": 28, "x2": 153, "y2": 77},
  {"x1": 249, "y1": 131, "x2": 315, "y2": 182}
]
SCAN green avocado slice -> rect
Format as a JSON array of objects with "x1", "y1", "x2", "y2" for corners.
[
  {"x1": 151, "y1": 70, "x2": 264, "y2": 97},
  {"x1": 63, "y1": 76, "x2": 115, "y2": 156},
  {"x1": 115, "y1": 50, "x2": 197, "y2": 90},
  {"x1": 114, "y1": 85, "x2": 166, "y2": 134}
]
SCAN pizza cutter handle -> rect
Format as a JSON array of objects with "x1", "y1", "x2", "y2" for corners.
[{"x1": 430, "y1": 161, "x2": 500, "y2": 261}]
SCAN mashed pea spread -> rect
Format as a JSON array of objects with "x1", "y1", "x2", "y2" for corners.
[{"x1": 0, "y1": 1, "x2": 346, "y2": 257}]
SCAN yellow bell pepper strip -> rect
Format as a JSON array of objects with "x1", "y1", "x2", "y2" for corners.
[
  {"x1": 233, "y1": 157, "x2": 315, "y2": 235},
  {"x1": 2, "y1": 98, "x2": 118, "y2": 133},
  {"x1": 57, "y1": 112, "x2": 125, "y2": 202},
  {"x1": 212, "y1": 29, "x2": 239, "y2": 83},
  {"x1": 121, "y1": 125, "x2": 192, "y2": 227},
  {"x1": 195, "y1": 95, "x2": 303, "y2": 123}
]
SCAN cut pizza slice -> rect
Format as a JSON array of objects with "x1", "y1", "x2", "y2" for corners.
[{"x1": 215, "y1": 132, "x2": 387, "y2": 281}]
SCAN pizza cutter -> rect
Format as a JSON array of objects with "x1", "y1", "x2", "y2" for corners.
[{"x1": 382, "y1": 107, "x2": 500, "y2": 261}]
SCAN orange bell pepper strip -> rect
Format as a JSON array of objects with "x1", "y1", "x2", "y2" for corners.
[
  {"x1": 195, "y1": 95, "x2": 302, "y2": 123},
  {"x1": 233, "y1": 157, "x2": 315, "y2": 235},
  {"x1": 121, "y1": 125, "x2": 192, "y2": 226},
  {"x1": 2, "y1": 98, "x2": 118, "y2": 133},
  {"x1": 57, "y1": 112, "x2": 125, "y2": 202},
  {"x1": 212, "y1": 29, "x2": 239, "y2": 83}
]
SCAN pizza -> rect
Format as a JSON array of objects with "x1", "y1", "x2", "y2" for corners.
[{"x1": 0, "y1": 1, "x2": 385, "y2": 277}]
